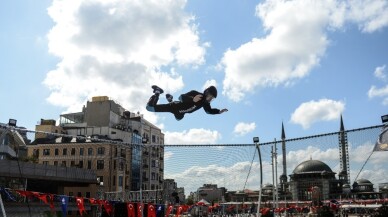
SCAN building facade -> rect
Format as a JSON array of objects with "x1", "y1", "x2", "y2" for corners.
[{"x1": 27, "y1": 96, "x2": 164, "y2": 201}]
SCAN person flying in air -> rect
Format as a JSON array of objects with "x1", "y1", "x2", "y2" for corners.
[{"x1": 146, "y1": 85, "x2": 228, "y2": 121}]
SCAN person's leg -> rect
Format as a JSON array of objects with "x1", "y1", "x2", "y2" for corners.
[
  {"x1": 166, "y1": 94, "x2": 173, "y2": 103},
  {"x1": 146, "y1": 85, "x2": 165, "y2": 112}
]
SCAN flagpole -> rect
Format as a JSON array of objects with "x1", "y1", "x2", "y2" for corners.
[{"x1": 0, "y1": 192, "x2": 7, "y2": 217}]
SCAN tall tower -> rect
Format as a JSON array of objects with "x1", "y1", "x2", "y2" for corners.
[
  {"x1": 279, "y1": 122, "x2": 288, "y2": 192},
  {"x1": 338, "y1": 115, "x2": 350, "y2": 184}
]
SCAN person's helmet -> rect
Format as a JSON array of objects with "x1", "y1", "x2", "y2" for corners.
[{"x1": 204, "y1": 86, "x2": 217, "y2": 98}]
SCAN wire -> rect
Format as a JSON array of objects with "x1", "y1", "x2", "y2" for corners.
[{"x1": 242, "y1": 147, "x2": 256, "y2": 190}]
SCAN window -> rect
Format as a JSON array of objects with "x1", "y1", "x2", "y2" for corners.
[
  {"x1": 55, "y1": 148, "x2": 59, "y2": 156},
  {"x1": 43, "y1": 149, "x2": 50, "y2": 156},
  {"x1": 71, "y1": 148, "x2": 75, "y2": 155},
  {"x1": 97, "y1": 147, "x2": 105, "y2": 155},
  {"x1": 86, "y1": 192, "x2": 90, "y2": 198},
  {"x1": 63, "y1": 148, "x2": 67, "y2": 155},
  {"x1": 33, "y1": 149, "x2": 39, "y2": 157},
  {"x1": 119, "y1": 176, "x2": 123, "y2": 186},
  {"x1": 80, "y1": 148, "x2": 84, "y2": 156},
  {"x1": 43, "y1": 161, "x2": 48, "y2": 165},
  {"x1": 87, "y1": 160, "x2": 92, "y2": 169},
  {"x1": 71, "y1": 161, "x2": 75, "y2": 167},
  {"x1": 151, "y1": 160, "x2": 156, "y2": 167},
  {"x1": 119, "y1": 161, "x2": 124, "y2": 171},
  {"x1": 151, "y1": 172, "x2": 155, "y2": 180},
  {"x1": 152, "y1": 135, "x2": 156, "y2": 143},
  {"x1": 97, "y1": 160, "x2": 104, "y2": 170},
  {"x1": 79, "y1": 161, "x2": 83, "y2": 168},
  {"x1": 54, "y1": 161, "x2": 58, "y2": 166},
  {"x1": 88, "y1": 148, "x2": 93, "y2": 156},
  {"x1": 61, "y1": 161, "x2": 66, "y2": 167},
  {"x1": 113, "y1": 176, "x2": 116, "y2": 186}
]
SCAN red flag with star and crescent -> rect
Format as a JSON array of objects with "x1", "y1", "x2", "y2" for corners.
[
  {"x1": 147, "y1": 203, "x2": 156, "y2": 217},
  {"x1": 165, "y1": 205, "x2": 173, "y2": 217},
  {"x1": 127, "y1": 202, "x2": 136, "y2": 217}
]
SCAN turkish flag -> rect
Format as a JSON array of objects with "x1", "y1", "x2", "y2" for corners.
[
  {"x1": 176, "y1": 205, "x2": 184, "y2": 217},
  {"x1": 103, "y1": 200, "x2": 113, "y2": 216},
  {"x1": 35, "y1": 193, "x2": 49, "y2": 204},
  {"x1": 165, "y1": 205, "x2": 173, "y2": 217},
  {"x1": 147, "y1": 203, "x2": 156, "y2": 217},
  {"x1": 127, "y1": 202, "x2": 137, "y2": 217},
  {"x1": 138, "y1": 203, "x2": 144, "y2": 217},
  {"x1": 15, "y1": 190, "x2": 34, "y2": 198},
  {"x1": 48, "y1": 194, "x2": 55, "y2": 211},
  {"x1": 76, "y1": 197, "x2": 86, "y2": 215}
]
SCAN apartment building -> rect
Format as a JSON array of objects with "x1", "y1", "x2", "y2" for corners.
[{"x1": 27, "y1": 96, "x2": 164, "y2": 201}]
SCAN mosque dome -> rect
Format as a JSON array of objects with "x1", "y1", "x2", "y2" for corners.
[
  {"x1": 355, "y1": 178, "x2": 373, "y2": 186},
  {"x1": 293, "y1": 159, "x2": 333, "y2": 174}
]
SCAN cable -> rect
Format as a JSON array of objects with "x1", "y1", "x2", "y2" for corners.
[{"x1": 242, "y1": 148, "x2": 256, "y2": 190}]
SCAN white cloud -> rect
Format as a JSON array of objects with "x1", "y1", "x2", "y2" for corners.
[
  {"x1": 164, "y1": 128, "x2": 221, "y2": 145},
  {"x1": 346, "y1": 0, "x2": 388, "y2": 33},
  {"x1": 44, "y1": 0, "x2": 207, "y2": 124},
  {"x1": 368, "y1": 65, "x2": 388, "y2": 105},
  {"x1": 221, "y1": 0, "x2": 388, "y2": 102},
  {"x1": 233, "y1": 122, "x2": 256, "y2": 136},
  {"x1": 290, "y1": 99, "x2": 345, "y2": 129},
  {"x1": 368, "y1": 85, "x2": 388, "y2": 101},
  {"x1": 374, "y1": 65, "x2": 387, "y2": 81}
]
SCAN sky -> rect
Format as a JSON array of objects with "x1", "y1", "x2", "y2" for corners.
[{"x1": 1, "y1": 0, "x2": 388, "y2": 193}]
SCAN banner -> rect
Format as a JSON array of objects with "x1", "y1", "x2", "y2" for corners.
[
  {"x1": 127, "y1": 202, "x2": 137, "y2": 217},
  {"x1": 60, "y1": 195, "x2": 69, "y2": 217},
  {"x1": 138, "y1": 203, "x2": 143, "y2": 217},
  {"x1": 76, "y1": 196, "x2": 86, "y2": 215},
  {"x1": 156, "y1": 204, "x2": 165, "y2": 217},
  {"x1": 165, "y1": 205, "x2": 173, "y2": 217},
  {"x1": 48, "y1": 194, "x2": 55, "y2": 212},
  {"x1": 147, "y1": 203, "x2": 156, "y2": 217},
  {"x1": 374, "y1": 125, "x2": 388, "y2": 151},
  {"x1": 103, "y1": 200, "x2": 113, "y2": 216}
]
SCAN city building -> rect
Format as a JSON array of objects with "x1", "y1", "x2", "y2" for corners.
[
  {"x1": 1, "y1": 120, "x2": 97, "y2": 215},
  {"x1": 196, "y1": 184, "x2": 226, "y2": 204},
  {"x1": 27, "y1": 96, "x2": 164, "y2": 201},
  {"x1": 163, "y1": 179, "x2": 179, "y2": 204},
  {"x1": 288, "y1": 159, "x2": 343, "y2": 201}
]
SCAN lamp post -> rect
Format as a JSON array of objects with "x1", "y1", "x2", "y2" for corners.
[{"x1": 253, "y1": 137, "x2": 262, "y2": 217}]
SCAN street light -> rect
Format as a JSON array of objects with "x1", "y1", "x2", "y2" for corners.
[
  {"x1": 253, "y1": 137, "x2": 262, "y2": 217},
  {"x1": 381, "y1": 114, "x2": 388, "y2": 124},
  {"x1": 8, "y1": 119, "x2": 17, "y2": 127}
]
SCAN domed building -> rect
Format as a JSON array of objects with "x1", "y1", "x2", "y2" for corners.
[{"x1": 288, "y1": 159, "x2": 343, "y2": 201}]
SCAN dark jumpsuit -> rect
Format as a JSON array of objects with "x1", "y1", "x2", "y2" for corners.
[{"x1": 146, "y1": 90, "x2": 220, "y2": 120}]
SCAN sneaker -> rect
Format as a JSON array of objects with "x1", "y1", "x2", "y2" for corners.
[
  {"x1": 166, "y1": 94, "x2": 173, "y2": 102},
  {"x1": 151, "y1": 85, "x2": 164, "y2": 94}
]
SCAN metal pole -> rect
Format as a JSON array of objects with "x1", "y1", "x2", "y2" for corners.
[
  {"x1": 272, "y1": 145, "x2": 275, "y2": 207},
  {"x1": 274, "y1": 140, "x2": 279, "y2": 211},
  {"x1": 0, "y1": 193, "x2": 7, "y2": 217},
  {"x1": 255, "y1": 142, "x2": 263, "y2": 217}
]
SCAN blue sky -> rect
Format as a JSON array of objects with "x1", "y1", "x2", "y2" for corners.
[{"x1": 1, "y1": 0, "x2": 388, "y2": 192}]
